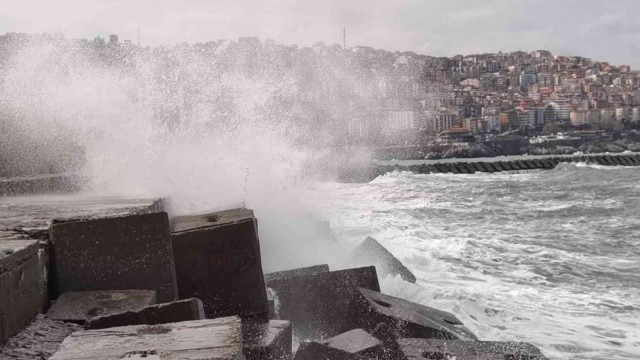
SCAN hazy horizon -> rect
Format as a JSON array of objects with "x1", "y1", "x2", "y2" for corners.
[{"x1": 1, "y1": 0, "x2": 639, "y2": 68}]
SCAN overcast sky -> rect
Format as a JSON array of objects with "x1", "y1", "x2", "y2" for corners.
[{"x1": 1, "y1": 0, "x2": 639, "y2": 67}]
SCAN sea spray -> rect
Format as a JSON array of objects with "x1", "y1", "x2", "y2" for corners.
[{"x1": 0, "y1": 37, "x2": 341, "y2": 271}]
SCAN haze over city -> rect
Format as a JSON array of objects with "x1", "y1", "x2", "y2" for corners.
[{"x1": 1, "y1": 0, "x2": 640, "y2": 67}]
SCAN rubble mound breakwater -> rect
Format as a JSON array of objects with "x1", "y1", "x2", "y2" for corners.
[
  {"x1": 339, "y1": 153, "x2": 640, "y2": 182},
  {"x1": 0, "y1": 186, "x2": 549, "y2": 359}
]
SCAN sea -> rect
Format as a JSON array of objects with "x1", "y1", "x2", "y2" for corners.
[{"x1": 303, "y1": 162, "x2": 640, "y2": 360}]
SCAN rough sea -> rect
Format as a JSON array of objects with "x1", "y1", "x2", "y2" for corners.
[{"x1": 306, "y1": 162, "x2": 640, "y2": 360}]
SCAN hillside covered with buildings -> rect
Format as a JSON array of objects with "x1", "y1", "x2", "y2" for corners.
[{"x1": 2, "y1": 32, "x2": 640, "y2": 169}]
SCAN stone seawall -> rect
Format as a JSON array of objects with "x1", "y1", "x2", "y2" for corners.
[{"x1": 338, "y1": 153, "x2": 640, "y2": 182}]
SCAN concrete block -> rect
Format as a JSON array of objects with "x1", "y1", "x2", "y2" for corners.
[
  {"x1": 0, "y1": 240, "x2": 46, "y2": 347},
  {"x1": 456, "y1": 164, "x2": 469, "y2": 174},
  {"x1": 532, "y1": 159, "x2": 544, "y2": 169},
  {"x1": 85, "y1": 298, "x2": 205, "y2": 330},
  {"x1": 510, "y1": 161, "x2": 522, "y2": 170},
  {"x1": 47, "y1": 290, "x2": 157, "y2": 324},
  {"x1": 344, "y1": 288, "x2": 477, "y2": 341},
  {"x1": 242, "y1": 319, "x2": 292, "y2": 360},
  {"x1": 265, "y1": 264, "x2": 330, "y2": 283},
  {"x1": 492, "y1": 162, "x2": 505, "y2": 171},
  {"x1": 0, "y1": 314, "x2": 81, "y2": 360},
  {"x1": 321, "y1": 329, "x2": 384, "y2": 358},
  {"x1": 462, "y1": 163, "x2": 476, "y2": 174},
  {"x1": 350, "y1": 237, "x2": 416, "y2": 283},
  {"x1": 49, "y1": 212, "x2": 178, "y2": 302},
  {"x1": 482, "y1": 162, "x2": 496, "y2": 173},
  {"x1": 524, "y1": 159, "x2": 536, "y2": 169},
  {"x1": 294, "y1": 341, "x2": 365, "y2": 360},
  {"x1": 267, "y1": 266, "x2": 380, "y2": 340},
  {"x1": 50, "y1": 317, "x2": 245, "y2": 360},
  {"x1": 172, "y1": 208, "x2": 268, "y2": 320},
  {"x1": 398, "y1": 338, "x2": 548, "y2": 360}
]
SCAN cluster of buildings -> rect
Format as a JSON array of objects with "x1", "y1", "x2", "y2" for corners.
[{"x1": 333, "y1": 46, "x2": 640, "y2": 146}]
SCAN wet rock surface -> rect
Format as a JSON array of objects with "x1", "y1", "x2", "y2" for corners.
[
  {"x1": 85, "y1": 298, "x2": 205, "y2": 330},
  {"x1": 344, "y1": 287, "x2": 478, "y2": 341},
  {"x1": 172, "y1": 208, "x2": 268, "y2": 320},
  {"x1": 321, "y1": 329, "x2": 384, "y2": 358},
  {"x1": 264, "y1": 264, "x2": 330, "y2": 283},
  {"x1": 49, "y1": 212, "x2": 178, "y2": 303},
  {"x1": 267, "y1": 266, "x2": 380, "y2": 340},
  {"x1": 47, "y1": 290, "x2": 158, "y2": 325},
  {"x1": 0, "y1": 314, "x2": 81, "y2": 360}
]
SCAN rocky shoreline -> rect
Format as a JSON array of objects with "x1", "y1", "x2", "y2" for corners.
[{"x1": 0, "y1": 191, "x2": 550, "y2": 359}]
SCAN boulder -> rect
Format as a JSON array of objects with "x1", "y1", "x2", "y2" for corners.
[
  {"x1": 48, "y1": 212, "x2": 178, "y2": 303},
  {"x1": 265, "y1": 264, "x2": 330, "y2": 283},
  {"x1": 397, "y1": 338, "x2": 548, "y2": 360},
  {"x1": 47, "y1": 290, "x2": 157, "y2": 325},
  {"x1": 350, "y1": 237, "x2": 416, "y2": 283},
  {"x1": 343, "y1": 288, "x2": 477, "y2": 341},
  {"x1": 85, "y1": 298, "x2": 205, "y2": 330},
  {"x1": 267, "y1": 266, "x2": 380, "y2": 340},
  {"x1": 242, "y1": 319, "x2": 292, "y2": 360},
  {"x1": 172, "y1": 208, "x2": 269, "y2": 320},
  {"x1": 0, "y1": 240, "x2": 46, "y2": 346},
  {"x1": 50, "y1": 317, "x2": 245, "y2": 360}
]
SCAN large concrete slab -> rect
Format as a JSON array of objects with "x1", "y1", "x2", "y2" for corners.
[
  {"x1": 398, "y1": 338, "x2": 548, "y2": 360},
  {"x1": 85, "y1": 298, "x2": 205, "y2": 330},
  {"x1": 0, "y1": 195, "x2": 164, "y2": 241},
  {"x1": 50, "y1": 317, "x2": 245, "y2": 360},
  {"x1": 242, "y1": 320, "x2": 292, "y2": 360},
  {"x1": 0, "y1": 314, "x2": 82, "y2": 360},
  {"x1": 267, "y1": 266, "x2": 380, "y2": 340},
  {"x1": 321, "y1": 329, "x2": 384, "y2": 358},
  {"x1": 264, "y1": 264, "x2": 330, "y2": 283},
  {"x1": 344, "y1": 287, "x2": 477, "y2": 341},
  {"x1": 49, "y1": 212, "x2": 178, "y2": 303},
  {"x1": 47, "y1": 290, "x2": 157, "y2": 324},
  {"x1": 172, "y1": 208, "x2": 269, "y2": 320},
  {"x1": 0, "y1": 239, "x2": 46, "y2": 347}
]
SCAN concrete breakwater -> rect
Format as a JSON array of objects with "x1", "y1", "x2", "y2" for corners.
[
  {"x1": 0, "y1": 191, "x2": 550, "y2": 358},
  {"x1": 338, "y1": 153, "x2": 640, "y2": 182}
]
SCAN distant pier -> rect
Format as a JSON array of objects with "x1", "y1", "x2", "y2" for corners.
[{"x1": 337, "y1": 153, "x2": 640, "y2": 182}]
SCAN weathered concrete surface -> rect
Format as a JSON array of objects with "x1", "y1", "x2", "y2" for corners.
[
  {"x1": 0, "y1": 195, "x2": 164, "y2": 242},
  {"x1": 321, "y1": 329, "x2": 384, "y2": 358},
  {"x1": 294, "y1": 341, "x2": 365, "y2": 360},
  {"x1": 0, "y1": 240, "x2": 46, "y2": 347},
  {"x1": 264, "y1": 264, "x2": 330, "y2": 283},
  {"x1": 344, "y1": 288, "x2": 477, "y2": 341},
  {"x1": 85, "y1": 298, "x2": 205, "y2": 330},
  {"x1": 0, "y1": 173, "x2": 82, "y2": 197},
  {"x1": 0, "y1": 314, "x2": 82, "y2": 359},
  {"x1": 172, "y1": 208, "x2": 268, "y2": 320},
  {"x1": 267, "y1": 266, "x2": 380, "y2": 340},
  {"x1": 47, "y1": 290, "x2": 157, "y2": 324},
  {"x1": 398, "y1": 338, "x2": 548, "y2": 360},
  {"x1": 49, "y1": 212, "x2": 178, "y2": 303},
  {"x1": 242, "y1": 320, "x2": 292, "y2": 360},
  {"x1": 350, "y1": 237, "x2": 416, "y2": 283},
  {"x1": 50, "y1": 317, "x2": 245, "y2": 360}
]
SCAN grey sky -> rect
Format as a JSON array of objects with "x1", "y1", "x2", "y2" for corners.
[{"x1": 1, "y1": 0, "x2": 639, "y2": 67}]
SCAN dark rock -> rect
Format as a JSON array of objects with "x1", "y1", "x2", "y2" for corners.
[
  {"x1": 85, "y1": 298, "x2": 205, "y2": 330},
  {"x1": 350, "y1": 237, "x2": 416, "y2": 283},
  {"x1": 294, "y1": 341, "x2": 366, "y2": 360},
  {"x1": 47, "y1": 290, "x2": 157, "y2": 325},
  {"x1": 371, "y1": 323, "x2": 404, "y2": 358},
  {"x1": 242, "y1": 319, "x2": 292, "y2": 360},
  {"x1": 267, "y1": 266, "x2": 380, "y2": 340},
  {"x1": 322, "y1": 329, "x2": 385, "y2": 358},
  {"x1": 343, "y1": 288, "x2": 477, "y2": 341},
  {"x1": 171, "y1": 208, "x2": 268, "y2": 320},
  {"x1": 0, "y1": 239, "x2": 46, "y2": 346},
  {"x1": 265, "y1": 264, "x2": 330, "y2": 283},
  {"x1": 398, "y1": 338, "x2": 548, "y2": 360},
  {"x1": 0, "y1": 314, "x2": 82, "y2": 360},
  {"x1": 49, "y1": 212, "x2": 178, "y2": 303},
  {"x1": 50, "y1": 317, "x2": 244, "y2": 360}
]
